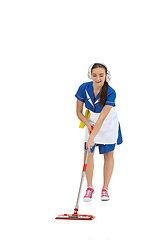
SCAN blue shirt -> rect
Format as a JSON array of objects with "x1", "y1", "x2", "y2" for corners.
[{"x1": 75, "y1": 81, "x2": 116, "y2": 113}]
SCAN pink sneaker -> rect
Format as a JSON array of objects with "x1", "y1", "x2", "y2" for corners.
[
  {"x1": 101, "y1": 188, "x2": 110, "y2": 201},
  {"x1": 83, "y1": 187, "x2": 94, "y2": 202}
]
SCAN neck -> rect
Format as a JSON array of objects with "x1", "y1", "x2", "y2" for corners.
[
  {"x1": 92, "y1": 83, "x2": 103, "y2": 99},
  {"x1": 92, "y1": 82, "x2": 102, "y2": 93}
]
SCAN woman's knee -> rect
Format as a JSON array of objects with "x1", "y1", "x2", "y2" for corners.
[
  {"x1": 104, "y1": 150, "x2": 114, "y2": 161},
  {"x1": 84, "y1": 149, "x2": 95, "y2": 162}
]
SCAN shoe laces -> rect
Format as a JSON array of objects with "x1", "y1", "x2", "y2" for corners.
[
  {"x1": 102, "y1": 189, "x2": 109, "y2": 197},
  {"x1": 85, "y1": 188, "x2": 93, "y2": 198}
]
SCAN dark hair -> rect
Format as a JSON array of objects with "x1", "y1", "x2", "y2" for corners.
[{"x1": 91, "y1": 63, "x2": 108, "y2": 106}]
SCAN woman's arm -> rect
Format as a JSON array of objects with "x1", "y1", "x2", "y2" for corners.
[
  {"x1": 86, "y1": 105, "x2": 112, "y2": 151},
  {"x1": 76, "y1": 99, "x2": 92, "y2": 132}
]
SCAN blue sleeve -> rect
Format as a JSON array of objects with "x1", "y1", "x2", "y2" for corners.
[
  {"x1": 105, "y1": 88, "x2": 116, "y2": 106},
  {"x1": 75, "y1": 83, "x2": 85, "y2": 102}
]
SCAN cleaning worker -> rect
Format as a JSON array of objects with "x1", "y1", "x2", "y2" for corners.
[{"x1": 75, "y1": 63, "x2": 123, "y2": 201}]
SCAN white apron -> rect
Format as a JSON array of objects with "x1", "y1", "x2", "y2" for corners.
[{"x1": 85, "y1": 107, "x2": 119, "y2": 144}]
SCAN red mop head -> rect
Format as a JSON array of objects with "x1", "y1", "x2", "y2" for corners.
[
  {"x1": 55, "y1": 208, "x2": 95, "y2": 220},
  {"x1": 55, "y1": 213, "x2": 95, "y2": 220}
]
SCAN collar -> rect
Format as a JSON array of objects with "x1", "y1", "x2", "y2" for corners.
[{"x1": 86, "y1": 82, "x2": 102, "y2": 107}]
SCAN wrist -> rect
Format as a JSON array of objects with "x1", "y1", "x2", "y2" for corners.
[
  {"x1": 86, "y1": 122, "x2": 91, "y2": 128},
  {"x1": 89, "y1": 134, "x2": 94, "y2": 140}
]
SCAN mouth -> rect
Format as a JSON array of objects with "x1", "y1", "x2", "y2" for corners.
[{"x1": 95, "y1": 81, "x2": 101, "y2": 84}]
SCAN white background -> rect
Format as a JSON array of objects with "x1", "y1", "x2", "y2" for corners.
[{"x1": 0, "y1": 0, "x2": 160, "y2": 239}]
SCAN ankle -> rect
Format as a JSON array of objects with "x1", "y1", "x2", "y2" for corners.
[{"x1": 102, "y1": 187, "x2": 108, "y2": 190}]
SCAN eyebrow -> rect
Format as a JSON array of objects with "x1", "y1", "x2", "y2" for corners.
[{"x1": 93, "y1": 73, "x2": 104, "y2": 75}]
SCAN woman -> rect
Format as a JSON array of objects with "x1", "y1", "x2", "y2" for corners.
[{"x1": 75, "y1": 63, "x2": 123, "y2": 201}]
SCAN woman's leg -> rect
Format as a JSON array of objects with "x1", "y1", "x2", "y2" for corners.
[
  {"x1": 84, "y1": 149, "x2": 95, "y2": 187},
  {"x1": 103, "y1": 150, "x2": 114, "y2": 190}
]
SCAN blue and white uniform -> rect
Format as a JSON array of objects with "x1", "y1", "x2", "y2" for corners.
[{"x1": 75, "y1": 81, "x2": 123, "y2": 154}]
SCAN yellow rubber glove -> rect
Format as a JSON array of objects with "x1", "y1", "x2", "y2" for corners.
[{"x1": 79, "y1": 109, "x2": 91, "y2": 128}]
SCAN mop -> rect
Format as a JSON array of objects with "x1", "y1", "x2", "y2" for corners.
[
  {"x1": 55, "y1": 112, "x2": 95, "y2": 220},
  {"x1": 55, "y1": 125, "x2": 95, "y2": 220}
]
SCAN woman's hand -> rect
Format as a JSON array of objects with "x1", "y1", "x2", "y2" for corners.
[{"x1": 86, "y1": 136, "x2": 95, "y2": 152}]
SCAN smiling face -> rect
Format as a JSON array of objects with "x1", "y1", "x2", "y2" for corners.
[{"x1": 91, "y1": 67, "x2": 106, "y2": 89}]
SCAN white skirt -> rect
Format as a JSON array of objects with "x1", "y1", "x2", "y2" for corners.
[{"x1": 85, "y1": 107, "x2": 119, "y2": 144}]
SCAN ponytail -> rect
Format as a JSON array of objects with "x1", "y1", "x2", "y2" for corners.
[{"x1": 99, "y1": 80, "x2": 108, "y2": 106}]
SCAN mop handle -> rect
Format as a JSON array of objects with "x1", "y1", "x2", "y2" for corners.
[
  {"x1": 74, "y1": 125, "x2": 94, "y2": 212},
  {"x1": 82, "y1": 150, "x2": 89, "y2": 172},
  {"x1": 74, "y1": 150, "x2": 89, "y2": 212}
]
